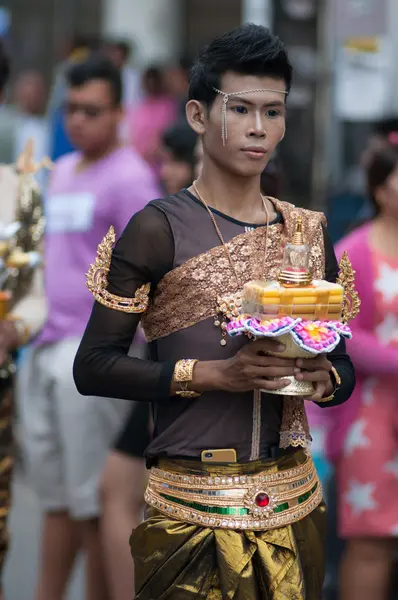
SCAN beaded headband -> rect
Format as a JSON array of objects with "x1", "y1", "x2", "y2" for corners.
[{"x1": 213, "y1": 87, "x2": 288, "y2": 146}]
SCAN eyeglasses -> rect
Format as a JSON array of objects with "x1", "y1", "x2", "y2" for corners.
[{"x1": 63, "y1": 102, "x2": 114, "y2": 119}]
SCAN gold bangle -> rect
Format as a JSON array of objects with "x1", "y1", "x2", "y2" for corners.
[
  {"x1": 316, "y1": 367, "x2": 341, "y2": 404},
  {"x1": 5, "y1": 315, "x2": 30, "y2": 346},
  {"x1": 316, "y1": 393, "x2": 335, "y2": 404},
  {"x1": 173, "y1": 359, "x2": 201, "y2": 398},
  {"x1": 330, "y1": 366, "x2": 341, "y2": 388}
]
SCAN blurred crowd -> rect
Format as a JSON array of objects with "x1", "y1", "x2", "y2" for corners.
[
  {"x1": 1, "y1": 28, "x2": 398, "y2": 600},
  {"x1": 0, "y1": 36, "x2": 200, "y2": 193}
]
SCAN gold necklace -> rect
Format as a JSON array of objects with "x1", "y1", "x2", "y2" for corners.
[{"x1": 192, "y1": 180, "x2": 271, "y2": 345}]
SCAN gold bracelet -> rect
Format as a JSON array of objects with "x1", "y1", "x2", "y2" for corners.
[
  {"x1": 5, "y1": 315, "x2": 30, "y2": 346},
  {"x1": 316, "y1": 394, "x2": 335, "y2": 404},
  {"x1": 173, "y1": 359, "x2": 201, "y2": 399},
  {"x1": 330, "y1": 366, "x2": 341, "y2": 388},
  {"x1": 316, "y1": 367, "x2": 341, "y2": 404}
]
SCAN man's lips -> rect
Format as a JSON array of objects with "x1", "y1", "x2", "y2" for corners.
[{"x1": 242, "y1": 146, "x2": 267, "y2": 158}]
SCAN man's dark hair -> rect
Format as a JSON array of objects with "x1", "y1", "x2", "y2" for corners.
[
  {"x1": 0, "y1": 38, "x2": 10, "y2": 94},
  {"x1": 162, "y1": 120, "x2": 198, "y2": 167},
  {"x1": 66, "y1": 56, "x2": 122, "y2": 106},
  {"x1": 189, "y1": 24, "x2": 292, "y2": 108}
]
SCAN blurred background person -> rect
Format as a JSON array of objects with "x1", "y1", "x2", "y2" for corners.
[
  {"x1": 16, "y1": 56, "x2": 160, "y2": 600},
  {"x1": 103, "y1": 39, "x2": 142, "y2": 108},
  {"x1": 129, "y1": 66, "x2": 176, "y2": 171},
  {"x1": 12, "y1": 70, "x2": 48, "y2": 159},
  {"x1": 48, "y1": 35, "x2": 102, "y2": 162},
  {"x1": 159, "y1": 119, "x2": 198, "y2": 194},
  {"x1": 0, "y1": 70, "x2": 49, "y2": 176},
  {"x1": 325, "y1": 142, "x2": 398, "y2": 600},
  {"x1": 327, "y1": 117, "x2": 398, "y2": 243},
  {"x1": 100, "y1": 401, "x2": 150, "y2": 600},
  {"x1": 166, "y1": 57, "x2": 192, "y2": 119}
]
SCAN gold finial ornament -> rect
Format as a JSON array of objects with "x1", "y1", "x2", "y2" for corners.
[
  {"x1": 291, "y1": 216, "x2": 305, "y2": 245},
  {"x1": 278, "y1": 217, "x2": 312, "y2": 287},
  {"x1": 86, "y1": 226, "x2": 150, "y2": 314},
  {"x1": 337, "y1": 251, "x2": 361, "y2": 323}
]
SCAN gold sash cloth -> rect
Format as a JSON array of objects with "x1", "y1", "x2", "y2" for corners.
[{"x1": 130, "y1": 450, "x2": 326, "y2": 600}]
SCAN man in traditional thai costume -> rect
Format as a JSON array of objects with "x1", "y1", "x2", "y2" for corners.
[{"x1": 74, "y1": 24, "x2": 356, "y2": 599}]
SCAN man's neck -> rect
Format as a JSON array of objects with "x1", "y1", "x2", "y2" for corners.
[
  {"x1": 77, "y1": 140, "x2": 120, "y2": 171},
  {"x1": 193, "y1": 159, "x2": 277, "y2": 224}
]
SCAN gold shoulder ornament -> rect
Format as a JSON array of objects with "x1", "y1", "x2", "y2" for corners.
[
  {"x1": 86, "y1": 225, "x2": 150, "y2": 314},
  {"x1": 337, "y1": 251, "x2": 361, "y2": 324}
]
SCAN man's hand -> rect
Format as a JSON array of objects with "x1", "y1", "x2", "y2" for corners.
[
  {"x1": 294, "y1": 356, "x2": 334, "y2": 402},
  {"x1": 0, "y1": 321, "x2": 19, "y2": 365},
  {"x1": 191, "y1": 339, "x2": 298, "y2": 394}
]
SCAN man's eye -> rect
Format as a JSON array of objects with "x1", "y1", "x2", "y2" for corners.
[
  {"x1": 266, "y1": 109, "x2": 281, "y2": 118},
  {"x1": 231, "y1": 106, "x2": 248, "y2": 115}
]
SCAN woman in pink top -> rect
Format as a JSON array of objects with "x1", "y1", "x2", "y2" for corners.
[
  {"x1": 129, "y1": 66, "x2": 176, "y2": 171},
  {"x1": 328, "y1": 144, "x2": 398, "y2": 600}
]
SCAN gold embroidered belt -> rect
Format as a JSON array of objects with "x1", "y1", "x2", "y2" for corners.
[{"x1": 145, "y1": 455, "x2": 322, "y2": 531}]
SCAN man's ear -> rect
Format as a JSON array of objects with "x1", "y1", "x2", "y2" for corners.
[{"x1": 186, "y1": 100, "x2": 206, "y2": 136}]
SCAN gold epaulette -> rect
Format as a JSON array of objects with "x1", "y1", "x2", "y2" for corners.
[
  {"x1": 337, "y1": 251, "x2": 361, "y2": 323},
  {"x1": 86, "y1": 226, "x2": 150, "y2": 314}
]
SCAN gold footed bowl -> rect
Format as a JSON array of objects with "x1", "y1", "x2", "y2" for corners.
[{"x1": 264, "y1": 332, "x2": 315, "y2": 396}]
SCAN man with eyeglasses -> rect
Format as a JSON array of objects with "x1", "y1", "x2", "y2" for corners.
[{"x1": 17, "y1": 56, "x2": 160, "y2": 600}]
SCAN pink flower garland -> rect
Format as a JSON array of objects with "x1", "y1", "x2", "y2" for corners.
[{"x1": 227, "y1": 316, "x2": 352, "y2": 355}]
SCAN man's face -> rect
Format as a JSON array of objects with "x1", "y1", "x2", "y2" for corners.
[
  {"x1": 202, "y1": 72, "x2": 286, "y2": 177},
  {"x1": 65, "y1": 80, "x2": 121, "y2": 153}
]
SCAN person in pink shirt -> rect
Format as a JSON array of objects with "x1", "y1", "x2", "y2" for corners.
[
  {"x1": 129, "y1": 66, "x2": 176, "y2": 171},
  {"x1": 321, "y1": 142, "x2": 398, "y2": 600},
  {"x1": 17, "y1": 56, "x2": 160, "y2": 600}
]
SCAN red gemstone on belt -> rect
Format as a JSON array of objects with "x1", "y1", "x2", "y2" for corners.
[{"x1": 255, "y1": 492, "x2": 270, "y2": 507}]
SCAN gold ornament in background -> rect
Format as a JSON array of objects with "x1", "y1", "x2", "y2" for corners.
[
  {"x1": 86, "y1": 225, "x2": 150, "y2": 314},
  {"x1": 3, "y1": 138, "x2": 50, "y2": 302},
  {"x1": 337, "y1": 251, "x2": 361, "y2": 324},
  {"x1": 16, "y1": 138, "x2": 54, "y2": 175},
  {"x1": 0, "y1": 138, "x2": 49, "y2": 379}
]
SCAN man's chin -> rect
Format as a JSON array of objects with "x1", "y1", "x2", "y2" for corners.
[{"x1": 234, "y1": 165, "x2": 265, "y2": 178}]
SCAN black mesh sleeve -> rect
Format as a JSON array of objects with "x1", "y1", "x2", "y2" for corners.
[
  {"x1": 73, "y1": 204, "x2": 175, "y2": 402},
  {"x1": 316, "y1": 224, "x2": 356, "y2": 408}
]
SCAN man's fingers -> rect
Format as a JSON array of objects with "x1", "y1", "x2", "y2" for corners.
[
  {"x1": 249, "y1": 366, "x2": 296, "y2": 378},
  {"x1": 253, "y1": 378, "x2": 291, "y2": 391},
  {"x1": 295, "y1": 370, "x2": 330, "y2": 383},
  {"x1": 296, "y1": 357, "x2": 332, "y2": 372},
  {"x1": 250, "y1": 355, "x2": 296, "y2": 368},
  {"x1": 304, "y1": 382, "x2": 327, "y2": 402}
]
